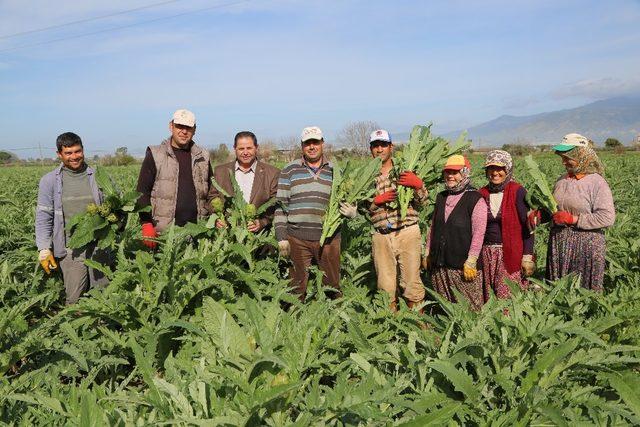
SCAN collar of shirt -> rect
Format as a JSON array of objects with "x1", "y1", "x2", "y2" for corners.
[
  {"x1": 235, "y1": 160, "x2": 257, "y2": 174},
  {"x1": 300, "y1": 156, "x2": 331, "y2": 169}
]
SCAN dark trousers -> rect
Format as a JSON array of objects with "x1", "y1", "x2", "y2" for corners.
[{"x1": 288, "y1": 235, "x2": 341, "y2": 301}]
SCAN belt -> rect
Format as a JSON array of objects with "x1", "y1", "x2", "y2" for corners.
[{"x1": 376, "y1": 223, "x2": 414, "y2": 235}]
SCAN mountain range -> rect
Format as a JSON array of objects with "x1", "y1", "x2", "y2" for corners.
[{"x1": 437, "y1": 96, "x2": 640, "y2": 147}]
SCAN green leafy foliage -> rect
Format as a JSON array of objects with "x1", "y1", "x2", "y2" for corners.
[
  {"x1": 392, "y1": 124, "x2": 469, "y2": 219},
  {"x1": 320, "y1": 157, "x2": 382, "y2": 246},
  {"x1": 66, "y1": 167, "x2": 149, "y2": 250},
  {"x1": 208, "y1": 169, "x2": 276, "y2": 230},
  {"x1": 0, "y1": 154, "x2": 639, "y2": 425},
  {"x1": 523, "y1": 154, "x2": 559, "y2": 214}
]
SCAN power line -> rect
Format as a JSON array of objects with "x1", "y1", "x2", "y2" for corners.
[
  {"x1": 2, "y1": 147, "x2": 110, "y2": 152},
  {"x1": 0, "y1": 0, "x2": 254, "y2": 54},
  {"x1": 0, "y1": 0, "x2": 187, "y2": 41}
]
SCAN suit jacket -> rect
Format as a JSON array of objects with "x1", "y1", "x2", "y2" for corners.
[{"x1": 208, "y1": 160, "x2": 280, "y2": 228}]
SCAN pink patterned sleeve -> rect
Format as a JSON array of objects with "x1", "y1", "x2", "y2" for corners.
[{"x1": 468, "y1": 197, "x2": 488, "y2": 258}]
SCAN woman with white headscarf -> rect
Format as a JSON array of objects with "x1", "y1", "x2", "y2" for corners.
[
  {"x1": 529, "y1": 133, "x2": 615, "y2": 291},
  {"x1": 478, "y1": 150, "x2": 535, "y2": 301}
]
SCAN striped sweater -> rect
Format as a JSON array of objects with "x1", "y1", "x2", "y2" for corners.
[{"x1": 274, "y1": 158, "x2": 334, "y2": 241}]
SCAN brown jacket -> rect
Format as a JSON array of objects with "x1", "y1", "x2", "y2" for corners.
[
  {"x1": 208, "y1": 160, "x2": 280, "y2": 228},
  {"x1": 149, "y1": 140, "x2": 210, "y2": 232}
]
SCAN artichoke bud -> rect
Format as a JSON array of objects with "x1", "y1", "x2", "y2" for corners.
[
  {"x1": 245, "y1": 203, "x2": 257, "y2": 219},
  {"x1": 210, "y1": 197, "x2": 224, "y2": 214},
  {"x1": 98, "y1": 202, "x2": 112, "y2": 217},
  {"x1": 86, "y1": 203, "x2": 99, "y2": 215}
]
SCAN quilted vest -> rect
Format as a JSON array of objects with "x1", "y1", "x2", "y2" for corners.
[{"x1": 149, "y1": 139, "x2": 210, "y2": 232}]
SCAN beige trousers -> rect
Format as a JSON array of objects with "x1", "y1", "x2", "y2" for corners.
[{"x1": 372, "y1": 224, "x2": 425, "y2": 303}]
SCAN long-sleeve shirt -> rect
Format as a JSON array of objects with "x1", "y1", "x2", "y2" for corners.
[
  {"x1": 274, "y1": 158, "x2": 333, "y2": 242},
  {"x1": 553, "y1": 173, "x2": 615, "y2": 230},
  {"x1": 35, "y1": 163, "x2": 103, "y2": 257},
  {"x1": 234, "y1": 160, "x2": 256, "y2": 203},
  {"x1": 136, "y1": 145, "x2": 213, "y2": 226},
  {"x1": 369, "y1": 171, "x2": 428, "y2": 231},
  {"x1": 426, "y1": 191, "x2": 488, "y2": 259}
]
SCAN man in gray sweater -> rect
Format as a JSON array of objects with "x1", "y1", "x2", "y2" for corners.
[{"x1": 35, "y1": 132, "x2": 109, "y2": 305}]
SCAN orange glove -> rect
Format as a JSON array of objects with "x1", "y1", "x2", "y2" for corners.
[
  {"x1": 553, "y1": 211, "x2": 577, "y2": 225},
  {"x1": 462, "y1": 257, "x2": 478, "y2": 281},
  {"x1": 141, "y1": 223, "x2": 158, "y2": 249},
  {"x1": 398, "y1": 171, "x2": 423, "y2": 189},
  {"x1": 38, "y1": 249, "x2": 57, "y2": 274},
  {"x1": 373, "y1": 190, "x2": 397, "y2": 206}
]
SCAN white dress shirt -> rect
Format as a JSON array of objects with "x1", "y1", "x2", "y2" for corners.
[{"x1": 235, "y1": 160, "x2": 256, "y2": 203}]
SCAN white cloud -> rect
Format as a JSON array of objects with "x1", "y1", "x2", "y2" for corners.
[
  {"x1": 502, "y1": 95, "x2": 543, "y2": 110},
  {"x1": 553, "y1": 77, "x2": 640, "y2": 100}
]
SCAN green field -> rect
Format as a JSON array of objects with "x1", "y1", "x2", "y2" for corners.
[{"x1": 1, "y1": 153, "x2": 639, "y2": 425}]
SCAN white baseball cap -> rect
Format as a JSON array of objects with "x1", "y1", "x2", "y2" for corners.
[
  {"x1": 172, "y1": 109, "x2": 196, "y2": 127},
  {"x1": 369, "y1": 129, "x2": 392, "y2": 143},
  {"x1": 300, "y1": 126, "x2": 323, "y2": 142},
  {"x1": 553, "y1": 133, "x2": 589, "y2": 152}
]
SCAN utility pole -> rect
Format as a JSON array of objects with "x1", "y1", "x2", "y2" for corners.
[{"x1": 38, "y1": 142, "x2": 44, "y2": 167}]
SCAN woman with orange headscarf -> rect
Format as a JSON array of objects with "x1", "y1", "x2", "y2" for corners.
[{"x1": 424, "y1": 155, "x2": 487, "y2": 310}]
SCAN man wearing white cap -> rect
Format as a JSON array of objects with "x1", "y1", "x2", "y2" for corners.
[
  {"x1": 136, "y1": 109, "x2": 212, "y2": 247},
  {"x1": 365, "y1": 129, "x2": 428, "y2": 312},
  {"x1": 274, "y1": 126, "x2": 346, "y2": 301}
]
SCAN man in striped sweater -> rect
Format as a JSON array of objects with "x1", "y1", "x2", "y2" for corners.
[{"x1": 274, "y1": 126, "x2": 343, "y2": 301}]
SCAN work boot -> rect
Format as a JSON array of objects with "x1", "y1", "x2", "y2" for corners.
[{"x1": 389, "y1": 300, "x2": 398, "y2": 313}]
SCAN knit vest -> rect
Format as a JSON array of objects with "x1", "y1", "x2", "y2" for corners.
[
  {"x1": 479, "y1": 181, "x2": 524, "y2": 274},
  {"x1": 430, "y1": 190, "x2": 482, "y2": 269},
  {"x1": 149, "y1": 140, "x2": 210, "y2": 232}
]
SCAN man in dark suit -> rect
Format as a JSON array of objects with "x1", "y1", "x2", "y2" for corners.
[{"x1": 208, "y1": 131, "x2": 280, "y2": 232}]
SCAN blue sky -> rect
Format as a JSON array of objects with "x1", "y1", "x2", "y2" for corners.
[{"x1": 1, "y1": 0, "x2": 639, "y2": 158}]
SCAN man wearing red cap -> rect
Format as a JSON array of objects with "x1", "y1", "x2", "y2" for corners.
[{"x1": 136, "y1": 109, "x2": 213, "y2": 247}]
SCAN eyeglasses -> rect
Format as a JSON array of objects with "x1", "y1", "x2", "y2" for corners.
[{"x1": 370, "y1": 141, "x2": 391, "y2": 148}]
